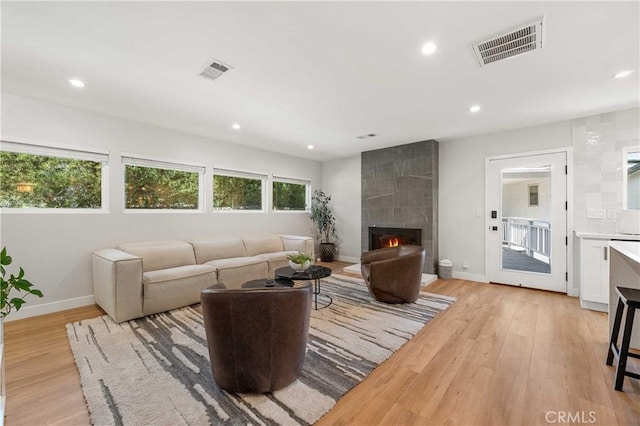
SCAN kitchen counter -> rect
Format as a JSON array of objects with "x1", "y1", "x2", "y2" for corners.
[
  {"x1": 609, "y1": 240, "x2": 640, "y2": 349},
  {"x1": 575, "y1": 232, "x2": 640, "y2": 241}
]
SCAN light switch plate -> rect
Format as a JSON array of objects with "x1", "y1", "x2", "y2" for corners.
[{"x1": 587, "y1": 208, "x2": 606, "y2": 219}]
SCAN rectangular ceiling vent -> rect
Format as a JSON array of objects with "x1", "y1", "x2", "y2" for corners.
[
  {"x1": 200, "y1": 59, "x2": 233, "y2": 81},
  {"x1": 472, "y1": 17, "x2": 544, "y2": 66}
]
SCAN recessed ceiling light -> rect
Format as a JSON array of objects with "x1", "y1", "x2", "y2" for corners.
[
  {"x1": 232, "y1": 123, "x2": 241, "y2": 130},
  {"x1": 421, "y1": 42, "x2": 438, "y2": 56},
  {"x1": 307, "y1": 145, "x2": 314, "y2": 150},
  {"x1": 469, "y1": 105, "x2": 481, "y2": 113},
  {"x1": 614, "y1": 70, "x2": 633, "y2": 79},
  {"x1": 68, "y1": 79, "x2": 85, "y2": 88}
]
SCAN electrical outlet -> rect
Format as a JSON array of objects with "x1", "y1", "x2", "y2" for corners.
[
  {"x1": 462, "y1": 262, "x2": 469, "y2": 270},
  {"x1": 587, "y1": 208, "x2": 606, "y2": 219}
]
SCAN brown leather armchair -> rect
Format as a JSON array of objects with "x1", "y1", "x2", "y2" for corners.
[
  {"x1": 201, "y1": 282, "x2": 312, "y2": 393},
  {"x1": 360, "y1": 245, "x2": 426, "y2": 303}
]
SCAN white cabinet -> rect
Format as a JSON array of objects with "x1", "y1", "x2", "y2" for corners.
[{"x1": 579, "y1": 238, "x2": 610, "y2": 311}]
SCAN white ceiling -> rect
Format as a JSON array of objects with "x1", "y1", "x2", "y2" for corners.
[{"x1": 2, "y1": 1, "x2": 638, "y2": 161}]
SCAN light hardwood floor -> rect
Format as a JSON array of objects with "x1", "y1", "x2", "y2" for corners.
[{"x1": 4, "y1": 268, "x2": 640, "y2": 425}]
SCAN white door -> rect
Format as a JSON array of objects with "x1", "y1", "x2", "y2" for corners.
[{"x1": 487, "y1": 151, "x2": 567, "y2": 293}]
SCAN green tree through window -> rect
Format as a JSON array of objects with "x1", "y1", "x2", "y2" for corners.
[
  {"x1": 0, "y1": 152, "x2": 102, "y2": 208},
  {"x1": 213, "y1": 175, "x2": 262, "y2": 210},
  {"x1": 125, "y1": 165, "x2": 199, "y2": 209},
  {"x1": 273, "y1": 181, "x2": 307, "y2": 211}
]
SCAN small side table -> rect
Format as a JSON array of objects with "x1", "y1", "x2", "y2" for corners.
[{"x1": 275, "y1": 266, "x2": 332, "y2": 310}]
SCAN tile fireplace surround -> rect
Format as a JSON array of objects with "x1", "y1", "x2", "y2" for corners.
[{"x1": 361, "y1": 140, "x2": 438, "y2": 273}]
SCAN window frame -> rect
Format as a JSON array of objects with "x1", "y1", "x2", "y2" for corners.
[
  {"x1": 0, "y1": 139, "x2": 109, "y2": 214},
  {"x1": 122, "y1": 153, "x2": 205, "y2": 213},
  {"x1": 622, "y1": 145, "x2": 640, "y2": 210},
  {"x1": 271, "y1": 175, "x2": 311, "y2": 213},
  {"x1": 212, "y1": 167, "x2": 268, "y2": 213}
]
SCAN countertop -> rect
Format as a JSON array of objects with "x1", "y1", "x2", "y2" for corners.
[
  {"x1": 609, "y1": 241, "x2": 640, "y2": 265},
  {"x1": 574, "y1": 231, "x2": 640, "y2": 241}
]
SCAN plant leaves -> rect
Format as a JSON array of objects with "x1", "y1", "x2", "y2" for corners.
[
  {"x1": 10, "y1": 297, "x2": 25, "y2": 311},
  {"x1": 30, "y1": 289, "x2": 44, "y2": 298}
]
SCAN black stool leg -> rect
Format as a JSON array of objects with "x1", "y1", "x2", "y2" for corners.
[
  {"x1": 607, "y1": 297, "x2": 626, "y2": 366},
  {"x1": 614, "y1": 306, "x2": 636, "y2": 391}
]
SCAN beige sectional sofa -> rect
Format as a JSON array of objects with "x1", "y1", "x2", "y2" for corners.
[{"x1": 92, "y1": 234, "x2": 313, "y2": 323}]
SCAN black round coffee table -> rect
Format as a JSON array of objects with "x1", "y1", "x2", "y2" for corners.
[{"x1": 275, "y1": 265, "x2": 332, "y2": 310}]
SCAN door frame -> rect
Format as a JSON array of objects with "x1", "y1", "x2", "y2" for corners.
[{"x1": 484, "y1": 147, "x2": 575, "y2": 296}]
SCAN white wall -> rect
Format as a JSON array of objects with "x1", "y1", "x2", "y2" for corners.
[
  {"x1": 440, "y1": 107, "x2": 639, "y2": 287},
  {"x1": 439, "y1": 121, "x2": 571, "y2": 282},
  {"x1": 321, "y1": 155, "x2": 361, "y2": 262},
  {"x1": 0, "y1": 93, "x2": 321, "y2": 319}
]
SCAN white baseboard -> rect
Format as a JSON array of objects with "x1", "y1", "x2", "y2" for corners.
[
  {"x1": 579, "y1": 298, "x2": 608, "y2": 313},
  {"x1": 451, "y1": 271, "x2": 489, "y2": 283},
  {"x1": 337, "y1": 255, "x2": 360, "y2": 263},
  {"x1": 4, "y1": 295, "x2": 95, "y2": 322}
]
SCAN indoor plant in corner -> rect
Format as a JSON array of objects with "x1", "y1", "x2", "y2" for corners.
[
  {"x1": 310, "y1": 189, "x2": 338, "y2": 262},
  {"x1": 1, "y1": 247, "x2": 44, "y2": 318}
]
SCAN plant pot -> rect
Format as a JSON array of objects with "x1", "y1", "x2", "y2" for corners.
[
  {"x1": 289, "y1": 260, "x2": 312, "y2": 271},
  {"x1": 319, "y1": 242, "x2": 336, "y2": 262}
]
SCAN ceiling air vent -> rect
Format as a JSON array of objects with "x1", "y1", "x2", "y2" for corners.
[
  {"x1": 200, "y1": 59, "x2": 233, "y2": 81},
  {"x1": 472, "y1": 17, "x2": 544, "y2": 66}
]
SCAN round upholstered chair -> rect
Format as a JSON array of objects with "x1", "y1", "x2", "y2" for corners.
[
  {"x1": 360, "y1": 245, "x2": 426, "y2": 303},
  {"x1": 201, "y1": 281, "x2": 312, "y2": 393}
]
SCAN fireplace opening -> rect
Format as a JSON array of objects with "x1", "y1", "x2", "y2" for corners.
[{"x1": 368, "y1": 227, "x2": 422, "y2": 251}]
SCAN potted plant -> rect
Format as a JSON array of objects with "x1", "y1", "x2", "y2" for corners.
[
  {"x1": 310, "y1": 189, "x2": 338, "y2": 262},
  {"x1": 286, "y1": 252, "x2": 313, "y2": 271},
  {"x1": 1, "y1": 247, "x2": 44, "y2": 318}
]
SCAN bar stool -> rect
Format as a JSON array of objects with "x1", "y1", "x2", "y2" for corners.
[{"x1": 606, "y1": 286, "x2": 640, "y2": 391}]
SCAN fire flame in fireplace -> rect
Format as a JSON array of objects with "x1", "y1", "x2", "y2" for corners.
[{"x1": 388, "y1": 237, "x2": 399, "y2": 247}]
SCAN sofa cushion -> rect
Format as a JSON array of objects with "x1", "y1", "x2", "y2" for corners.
[
  {"x1": 142, "y1": 265, "x2": 217, "y2": 316},
  {"x1": 205, "y1": 257, "x2": 268, "y2": 289},
  {"x1": 118, "y1": 240, "x2": 196, "y2": 273},
  {"x1": 142, "y1": 264, "x2": 217, "y2": 284},
  {"x1": 254, "y1": 251, "x2": 298, "y2": 262},
  {"x1": 204, "y1": 256, "x2": 265, "y2": 269},
  {"x1": 255, "y1": 251, "x2": 299, "y2": 277},
  {"x1": 279, "y1": 235, "x2": 313, "y2": 254},
  {"x1": 191, "y1": 238, "x2": 247, "y2": 264},
  {"x1": 242, "y1": 234, "x2": 285, "y2": 256}
]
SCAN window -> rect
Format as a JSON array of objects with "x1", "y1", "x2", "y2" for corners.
[
  {"x1": 122, "y1": 155, "x2": 204, "y2": 211},
  {"x1": 528, "y1": 184, "x2": 539, "y2": 207},
  {"x1": 0, "y1": 140, "x2": 107, "y2": 211},
  {"x1": 213, "y1": 169, "x2": 266, "y2": 211},
  {"x1": 272, "y1": 176, "x2": 310, "y2": 211}
]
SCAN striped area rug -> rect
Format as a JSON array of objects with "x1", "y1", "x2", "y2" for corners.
[{"x1": 67, "y1": 274, "x2": 455, "y2": 425}]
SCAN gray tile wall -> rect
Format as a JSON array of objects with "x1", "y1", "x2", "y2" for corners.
[{"x1": 361, "y1": 140, "x2": 439, "y2": 273}]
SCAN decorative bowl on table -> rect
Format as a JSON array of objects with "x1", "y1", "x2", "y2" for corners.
[
  {"x1": 287, "y1": 252, "x2": 313, "y2": 271},
  {"x1": 288, "y1": 260, "x2": 312, "y2": 271}
]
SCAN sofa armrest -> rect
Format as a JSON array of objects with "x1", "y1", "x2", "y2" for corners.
[
  {"x1": 279, "y1": 235, "x2": 314, "y2": 258},
  {"x1": 92, "y1": 249, "x2": 144, "y2": 323}
]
